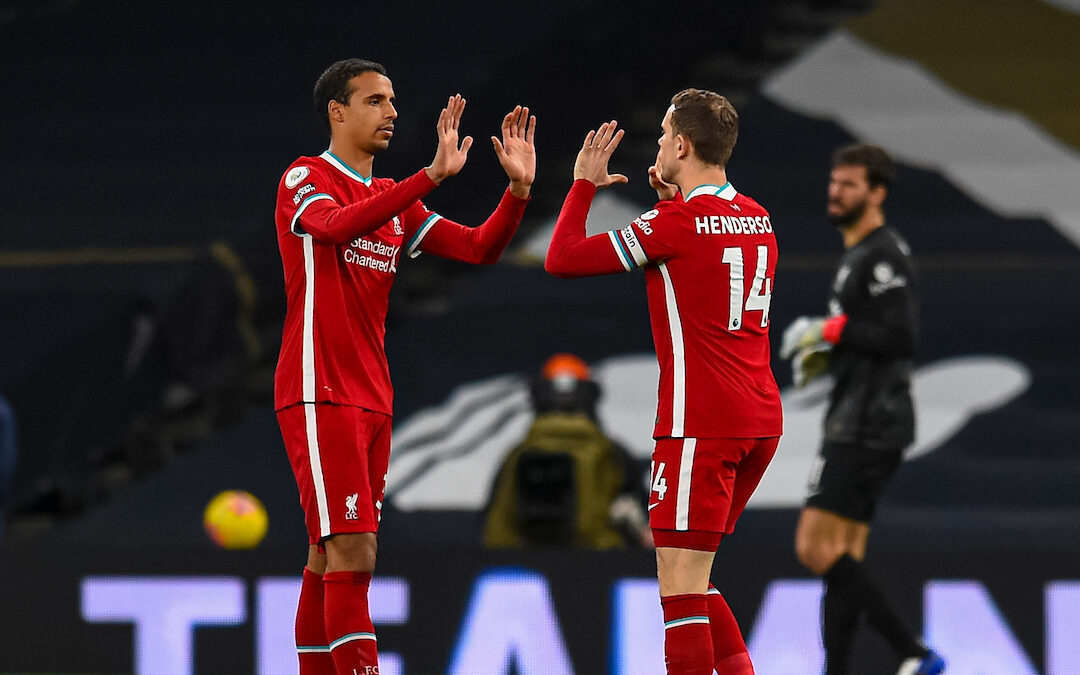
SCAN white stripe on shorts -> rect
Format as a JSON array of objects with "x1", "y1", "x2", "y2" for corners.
[
  {"x1": 675, "y1": 437, "x2": 697, "y2": 531},
  {"x1": 304, "y1": 403, "x2": 331, "y2": 539}
]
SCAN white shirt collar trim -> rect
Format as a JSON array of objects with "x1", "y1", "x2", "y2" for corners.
[
  {"x1": 685, "y1": 182, "x2": 737, "y2": 201},
  {"x1": 320, "y1": 150, "x2": 372, "y2": 186}
]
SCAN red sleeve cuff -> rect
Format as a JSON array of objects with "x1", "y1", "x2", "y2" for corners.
[
  {"x1": 417, "y1": 168, "x2": 438, "y2": 188},
  {"x1": 502, "y1": 186, "x2": 531, "y2": 205},
  {"x1": 571, "y1": 178, "x2": 598, "y2": 197},
  {"x1": 822, "y1": 314, "x2": 848, "y2": 344}
]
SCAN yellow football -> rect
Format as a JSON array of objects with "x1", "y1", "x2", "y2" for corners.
[{"x1": 203, "y1": 490, "x2": 269, "y2": 549}]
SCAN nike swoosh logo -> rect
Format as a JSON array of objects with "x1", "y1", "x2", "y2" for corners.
[{"x1": 648, "y1": 502, "x2": 660, "y2": 511}]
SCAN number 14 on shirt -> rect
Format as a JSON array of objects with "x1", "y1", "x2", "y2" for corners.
[{"x1": 722, "y1": 244, "x2": 772, "y2": 330}]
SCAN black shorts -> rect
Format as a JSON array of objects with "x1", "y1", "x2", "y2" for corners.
[{"x1": 804, "y1": 441, "x2": 904, "y2": 522}]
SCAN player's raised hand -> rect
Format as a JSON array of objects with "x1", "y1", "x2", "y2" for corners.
[
  {"x1": 648, "y1": 156, "x2": 679, "y2": 201},
  {"x1": 425, "y1": 94, "x2": 474, "y2": 184},
  {"x1": 573, "y1": 120, "x2": 627, "y2": 189},
  {"x1": 492, "y1": 105, "x2": 536, "y2": 199}
]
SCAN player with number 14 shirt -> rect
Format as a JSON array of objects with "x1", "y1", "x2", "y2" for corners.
[
  {"x1": 613, "y1": 181, "x2": 780, "y2": 439},
  {"x1": 546, "y1": 89, "x2": 781, "y2": 675}
]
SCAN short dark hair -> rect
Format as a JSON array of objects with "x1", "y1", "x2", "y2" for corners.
[
  {"x1": 669, "y1": 88, "x2": 739, "y2": 167},
  {"x1": 832, "y1": 143, "x2": 894, "y2": 189},
  {"x1": 313, "y1": 59, "x2": 388, "y2": 137}
]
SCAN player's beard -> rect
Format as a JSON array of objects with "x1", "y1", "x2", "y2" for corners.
[{"x1": 829, "y1": 196, "x2": 868, "y2": 229}]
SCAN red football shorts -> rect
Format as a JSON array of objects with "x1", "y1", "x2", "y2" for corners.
[
  {"x1": 276, "y1": 403, "x2": 392, "y2": 544},
  {"x1": 649, "y1": 436, "x2": 780, "y2": 547}
]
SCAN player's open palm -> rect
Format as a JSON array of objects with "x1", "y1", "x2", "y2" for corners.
[
  {"x1": 574, "y1": 120, "x2": 627, "y2": 189},
  {"x1": 492, "y1": 105, "x2": 536, "y2": 197},
  {"x1": 427, "y1": 94, "x2": 474, "y2": 183}
]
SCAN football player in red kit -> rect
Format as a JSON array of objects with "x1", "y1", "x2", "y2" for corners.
[
  {"x1": 274, "y1": 59, "x2": 535, "y2": 675},
  {"x1": 546, "y1": 89, "x2": 782, "y2": 675}
]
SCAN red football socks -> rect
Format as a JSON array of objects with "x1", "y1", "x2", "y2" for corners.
[
  {"x1": 661, "y1": 593, "x2": 714, "y2": 675},
  {"x1": 296, "y1": 568, "x2": 334, "y2": 675},
  {"x1": 707, "y1": 584, "x2": 755, "y2": 675},
  {"x1": 323, "y1": 571, "x2": 379, "y2": 675}
]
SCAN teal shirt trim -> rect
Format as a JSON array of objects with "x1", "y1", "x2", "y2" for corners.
[
  {"x1": 325, "y1": 151, "x2": 372, "y2": 186},
  {"x1": 685, "y1": 182, "x2": 731, "y2": 200}
]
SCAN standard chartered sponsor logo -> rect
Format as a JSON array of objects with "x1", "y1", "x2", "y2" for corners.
[
  {"x1": 344, "y1": 237, "x2": 400, "y2": 273},
  {"x1": 349, "y1": 237, "x2": 400, "y2": 257}
]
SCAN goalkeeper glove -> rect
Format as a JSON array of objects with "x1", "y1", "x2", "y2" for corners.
[
  {"x1": 780, "y1": 315, "x2": 825, "y2": 360},
  {"x1": 792, "y1": 344, "x2": 831, "y2": 388},
  {"x1": 779, "y1": 314, "x2": 848, "y2": 360}
]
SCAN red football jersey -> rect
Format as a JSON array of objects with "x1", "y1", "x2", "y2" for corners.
[
  {"x1": 274, "y1": 151, "x2": 440, "y2": 414},
  {"x1": 275, "y1": 151, "x2": 527, "y2": 414},
  {"x1": 610, "y1": 183, "x2": 783, "y2": 438}
]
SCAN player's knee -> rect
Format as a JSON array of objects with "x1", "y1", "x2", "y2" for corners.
[
  {"x1": 306, "y1": 546, "x2": 328, "y2": 575},
  {"x1": 793, "y1": 533, "x2": 815, "y2": 570},
  {"x1": 655, "y1": 545, "x2": 716, "y2": 595},
  {"x1": 794, "y1": 531, "x2": 838, "y2": 575},
  {"x1": 325, "y1": 532, "x2": 377, "y2": 572}
]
